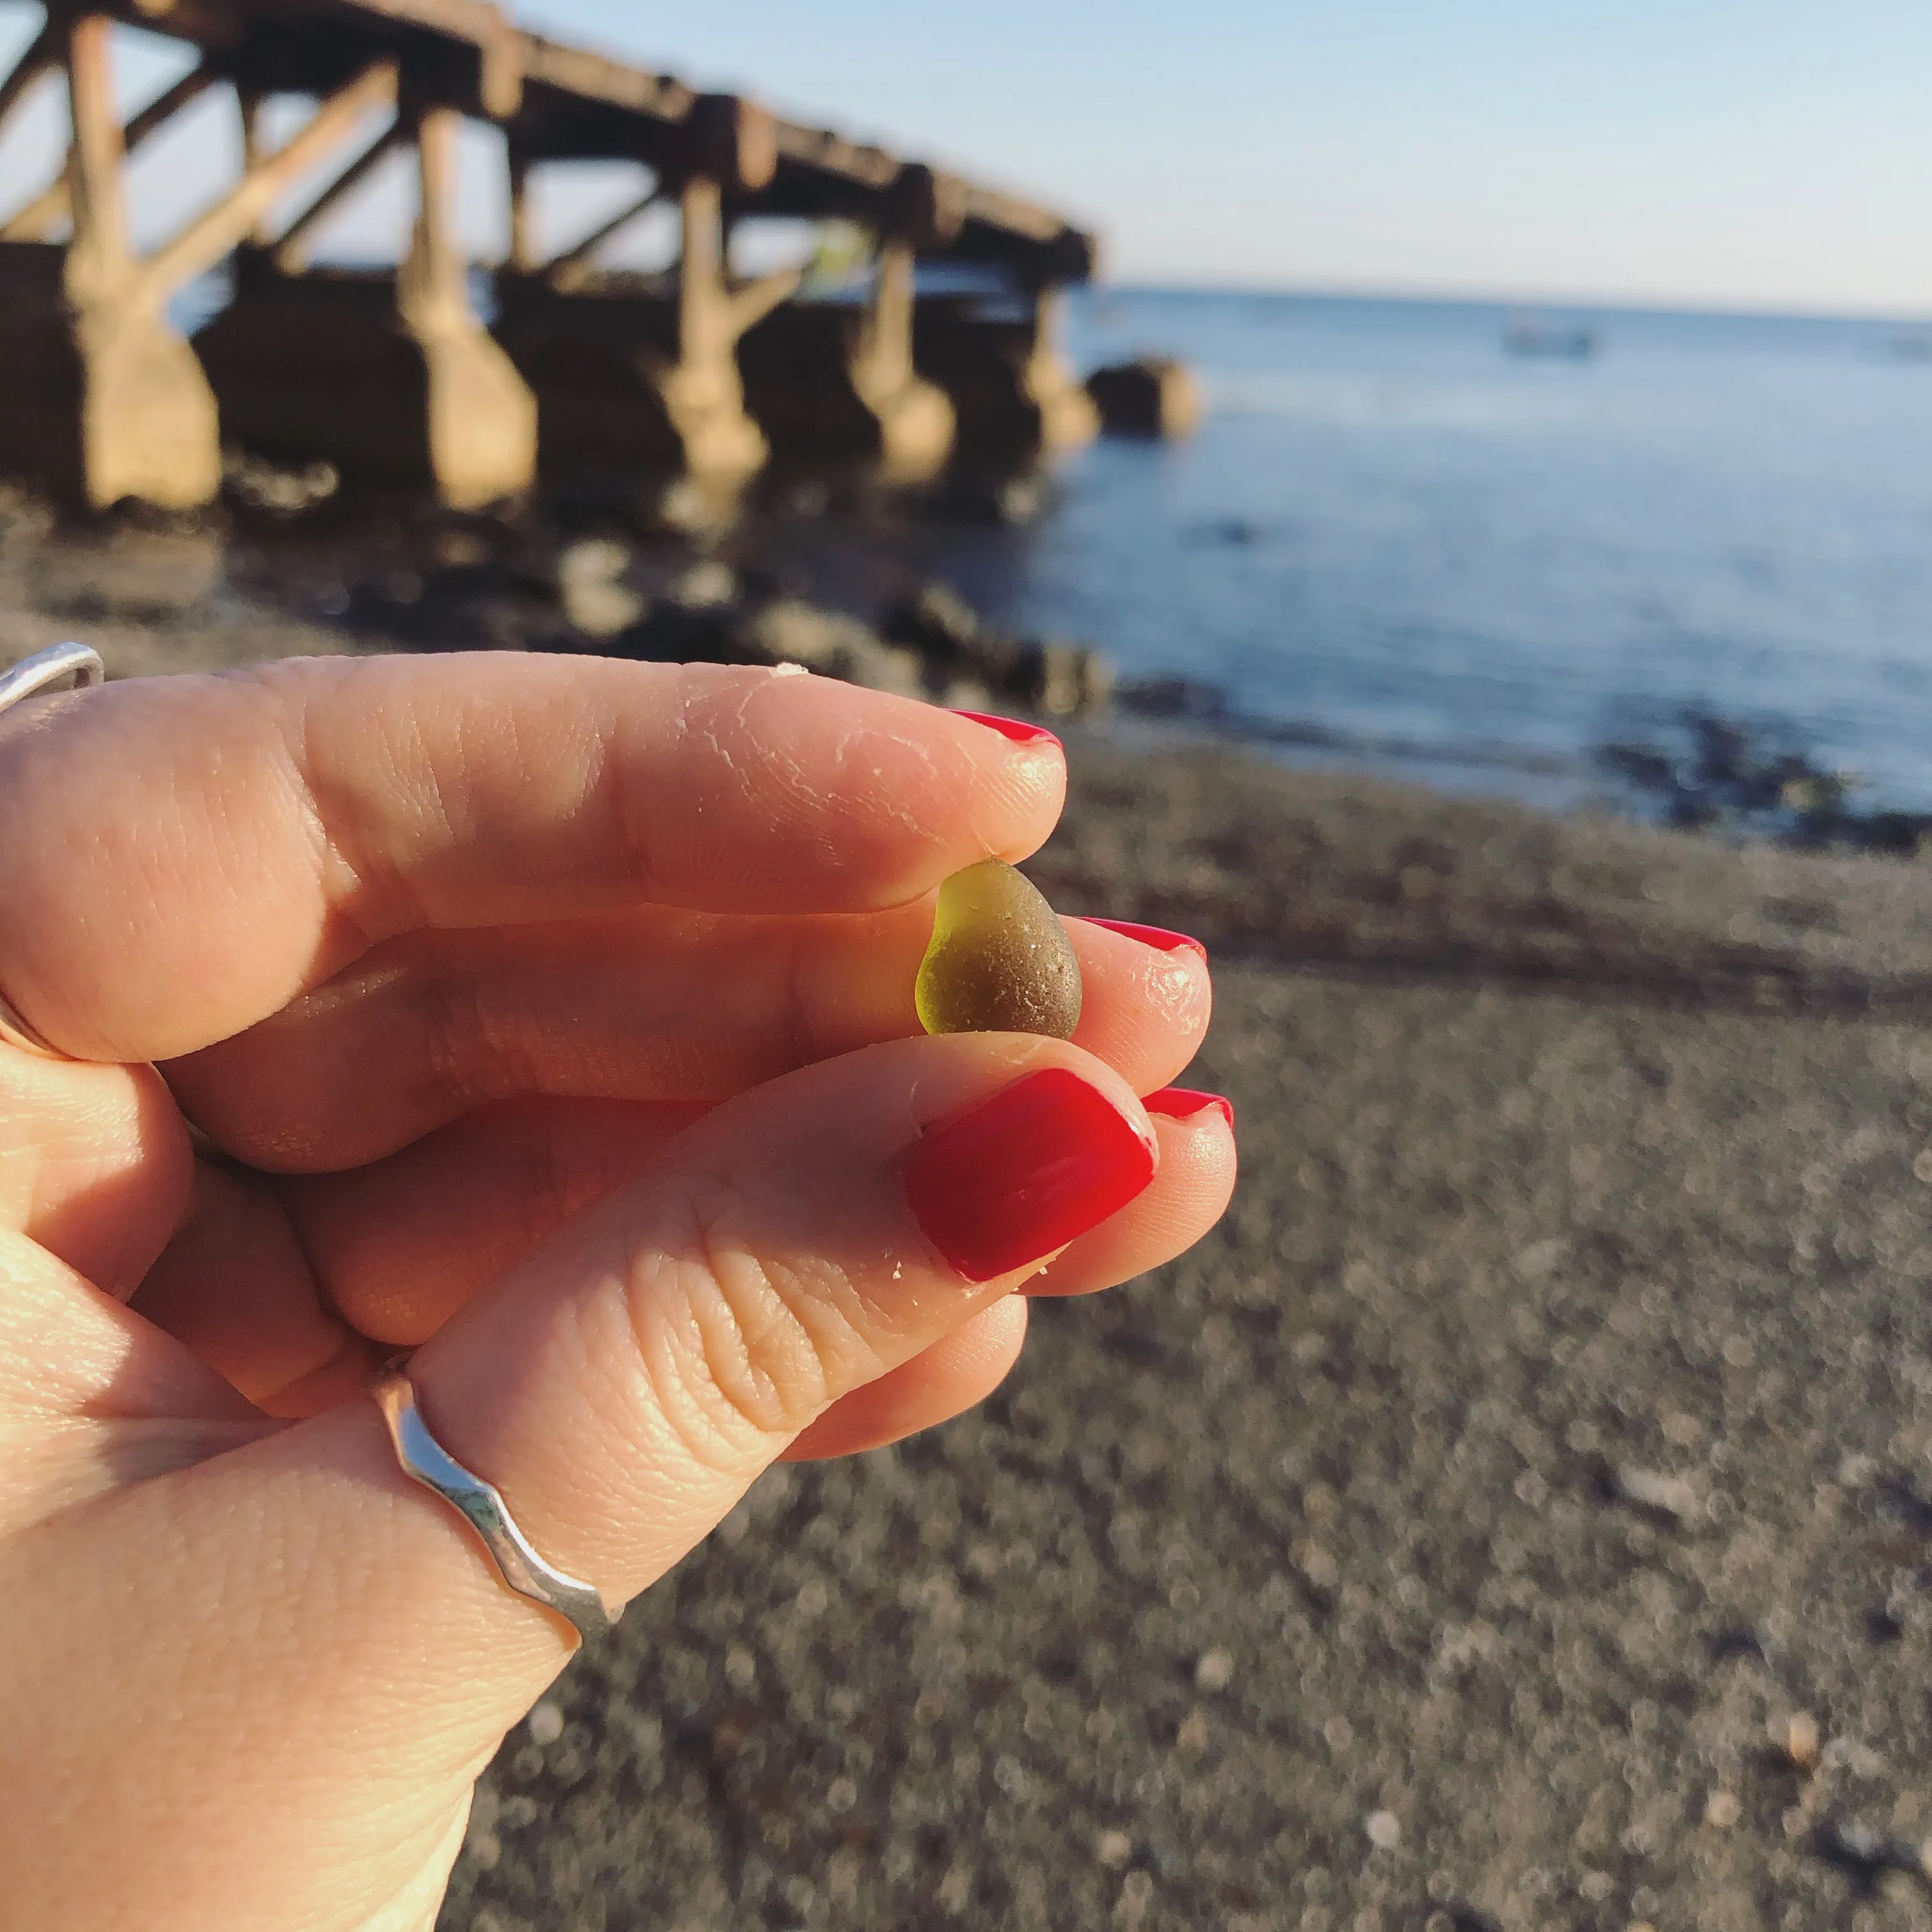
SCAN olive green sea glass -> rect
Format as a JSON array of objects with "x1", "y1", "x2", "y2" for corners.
[{"x1": 916, "y1": 859, "x2": 1084, "y2": 1039}]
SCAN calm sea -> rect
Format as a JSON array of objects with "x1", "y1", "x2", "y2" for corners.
[
  {"x1": 174, "y1": 277, "x2": 1932, "y2": 815},
  {"x1": 963, "y1": 290, "x2": 1932, "y2": 816}
]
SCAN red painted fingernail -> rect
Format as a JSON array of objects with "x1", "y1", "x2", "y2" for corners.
[
  {"x1": 1081, "y1": 917, "x2": 1208, "y2": 961},
  {"x1": 1143, "y1": 1087, "x2": 1235, "y2": 1129},
  {"x1": 951, "y1": 710, "x2": 1062, "y2": 749},
  {"x1": 903, "y1": 1068, "x2": 1158, "y2": 1282}
]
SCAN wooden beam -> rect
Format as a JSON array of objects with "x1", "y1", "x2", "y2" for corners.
[
  {"x1": 64, "y1": 15, "x2": 132, "y2": 305},
  {"x1": 726, "y1": 266, "x2": 799, "y2": 339},
  {"x1": 396, "y1": 102, "x2": 468, "y2": 330},
  {"x1": 1, "y1": 63, "x2": 217, "y2": 245},
  {"x1": 135, "y1": 59, "x2": 398, "y2": 308},
  {"x1": 854, "y1": 236, "x2": 915, "y2": 390},
  {"x1": 237, "y1": 86, "x2": 277, "y2": 243},
  {"x1": 0, "y1": 17, "x2": 54, "y2": 144},
  {"x1": 543, "y1": 184, "x2": 662, "y2": 289},
  {"x1": 272, "y1": 118, "x2": 403, "y2": 271},
  {"x1": 516, "y1": 33, "x2": 692, "y2": 121},
  {"x1": 506, "y1": 141, "x2": 537, "y2": 272}
]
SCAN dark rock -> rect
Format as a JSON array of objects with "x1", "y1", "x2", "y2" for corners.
[
  {"x1": 1085, "y1": 356, "x2": 1202, "y2": 438},
  {"x1": 880, "y1": 582, "x2": 1110, "y2": 716}
]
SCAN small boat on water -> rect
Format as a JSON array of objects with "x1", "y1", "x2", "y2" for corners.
[{"x1": 1503, "y1": 311, "x2": 1598, "y2": 360}]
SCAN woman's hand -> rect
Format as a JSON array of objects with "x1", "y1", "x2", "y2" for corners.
[{"x1": 0, "y1": 655, "x2": 1234, "y2": 1932}]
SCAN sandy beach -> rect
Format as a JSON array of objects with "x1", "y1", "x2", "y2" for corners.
[
  {"x1": 431, "y1": 743, "x2": 1932, "y2": 1932},
  {"x1": 6, "y1": 514, "x2": 1932, "y2": 1931}
]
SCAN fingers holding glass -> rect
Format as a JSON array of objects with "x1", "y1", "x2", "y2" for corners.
[
  {"x1": 0, "y1": 657, "x2": 1066, "y2": 1065},
  {"x1": 160, "y1": 900, "x2": 1212, "y2": 1171}
]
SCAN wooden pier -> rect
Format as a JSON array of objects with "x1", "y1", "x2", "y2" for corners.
[{"x1": 0, "y1": 0, "x2": 1101, "y2": 510}]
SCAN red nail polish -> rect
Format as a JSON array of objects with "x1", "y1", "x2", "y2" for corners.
[
  {"x1": 1143, "y1": 1087, "x2": 1235, "y2": 1129},
  {"x1": 951, "y1": 710, "x2": 1062, "y2": 749},
  {"x1": 904, "y1": 1068, "x2": 1157, "y2": 1282},
  {"x1": 1081, "y1": 917, "x2": 1208, "y2": 962}
]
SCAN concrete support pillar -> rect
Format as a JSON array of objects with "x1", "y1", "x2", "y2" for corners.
[
  {"x1": 1018, "y1": 286, "x2": 1101, "y2": 454},
  {"x1": 659, "y1": 171, "x2": 782, "y2": 478},
  {"x1": 846, "y1": 236, "x2": 953, "y2": 477},
  {"x1": 493, "y1": 94, "x2": 794, "y2": 494},
  {"x1": 0, "y1": 13, "x2": 222, "y2": 509},
  {"x1": 65, "y1": 15, "x2": 224, "y2": 509},
  {"x1": 193, "y1": 84, "x2": 535, "y2": 510},
  {"x1": 735, "y1": 162, "x2": 958, "y2": 480},
  {"x1": 393, "y1": 103, "x2": 538, "y2": 507},
  {"x1": 64, "y1": 18, "x2": 130, "y2": 302},
  {"x1": 912, "y1": 275, "x2": 1097, "y2": 467},
  {"x1": 506, "y1": 141, "x2": 538, "y2": 275}
]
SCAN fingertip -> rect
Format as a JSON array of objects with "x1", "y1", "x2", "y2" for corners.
[
  {"x1": 1144, "y1": 1087, "x2": 1235, "y2": 1130},
  {"x1": 1025, "y1": 1086, "x2": 1236, "y2": 1298},
  {"x1": 1063, "y1": 916, "x2": 1214, "y2": 1095}
]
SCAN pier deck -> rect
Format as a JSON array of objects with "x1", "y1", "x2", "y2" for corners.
[{"x1": 0, "y1": 0, "x2": 1099, "y2": 508}]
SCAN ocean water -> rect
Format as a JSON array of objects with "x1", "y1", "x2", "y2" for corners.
[
  {"x1": 957, "y1": 290, "x2": 1932, "y2": 815},
  {"x1": 172, "y1": 275, "x2": 1932, "y2": 815}
]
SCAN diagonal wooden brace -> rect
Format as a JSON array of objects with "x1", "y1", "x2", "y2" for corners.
[
  {"x1": 1, "y1": 63, "x2": 218, "y2": 245},
  {"x1": 726, "y1": 266, "x2": 801, "y2": 341},
  {"x1": 544, "y1": 185, "x2": 664, "y2": 291},
  {"x1": 134, "y1": 59, "x2": 398, "y2": 310},
  {"x1": 272, "y1": 118, "x2": 406, "y2": 272},
  {"x1": 0, "y1": 18, "x2": 54, "y2": 144}
]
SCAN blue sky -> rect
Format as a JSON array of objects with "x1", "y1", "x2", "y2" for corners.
[{"x1": 1, "y1": 0, "x2": 1927, "y2": 313}]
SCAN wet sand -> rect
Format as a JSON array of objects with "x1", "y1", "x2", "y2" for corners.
[{"x1": 5, "y1": 511, "x2": 1931, "y2": 1930}]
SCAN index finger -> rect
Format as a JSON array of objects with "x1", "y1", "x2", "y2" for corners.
[{"x1": 0, "y1": 655, "x2": 1064, "y2": 1062}]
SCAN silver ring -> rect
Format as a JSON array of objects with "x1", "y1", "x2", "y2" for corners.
[
  {"x1": 369, "y1": 1360, "x2": 621, "y2": 1646},
  {"x1": 0, "y1": 645, "x2": 104, "y2": 1060},
  {"x1": 0, "y1": 640, "x2": 103, "y2": 714}
]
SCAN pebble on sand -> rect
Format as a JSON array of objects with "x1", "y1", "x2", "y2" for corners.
[
  {"x1": 1703, "y1": 1790, "x2": 1742, "y2": 1829},
  {"x1": 526, "y1": 1700, "x2": 564, "y2": 1747},
  {"x1": 1782, "y1": 1710, "x2": 1821, "y2": 1772},
  {"x1": 1194, "y1": 1647, "x2": 1235, "y2": 1692},
  {"x1": 1365, "y1": 1811, "x2": 1402, "y2": 1850},
  {"x1": 1614, "y1": 1466, "x2": 1700, "y2": 1521}
]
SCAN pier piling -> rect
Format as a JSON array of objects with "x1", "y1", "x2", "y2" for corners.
[{"x1": 0, "y1": 0, "x2": 1105, "y2": 511}]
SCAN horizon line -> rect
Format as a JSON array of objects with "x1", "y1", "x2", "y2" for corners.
[{"x1": 1095, "y1": 276, "x2": 1931, "y2": 329}]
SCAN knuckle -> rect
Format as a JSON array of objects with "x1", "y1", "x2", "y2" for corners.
[{"x1": 627, "y1": 1179, "x2": 870, "y2": 1460}]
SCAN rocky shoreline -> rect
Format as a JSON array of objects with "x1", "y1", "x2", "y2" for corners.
[{"x1": 6, "y1": 484, "x2": 1925, "y2": 861}]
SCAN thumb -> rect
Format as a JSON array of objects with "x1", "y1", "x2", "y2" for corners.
[
  {"x1": 409, "y1": 1031, "x2": 1160, "y2": 1595},
  {"x1": 6, "y1": 1036, "x2": 1156, "y2": 1931}
]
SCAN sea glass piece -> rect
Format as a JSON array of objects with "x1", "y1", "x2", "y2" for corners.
[{"x1": 916, "y1": 859, "x2": 1084, "y2": 1039}]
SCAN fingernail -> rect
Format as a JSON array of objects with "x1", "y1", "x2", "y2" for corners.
[
  {"x1": 951, "y1": 710, "x2": 1062, "y2": 749},
  {"x1": 1081, "y1": 917, "x2": 1208, "y2": 961},
  {"x1": 904, "y1": 1067, "x2": 1157, "y2": 1282},
  {"x1": 1143, "y1": 1087, "x2": 1235, "y2": 1129}
]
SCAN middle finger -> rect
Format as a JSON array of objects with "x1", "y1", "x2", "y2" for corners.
[{"x1": 164, "y1": 910, "x2": 1211, "y2": 1170}]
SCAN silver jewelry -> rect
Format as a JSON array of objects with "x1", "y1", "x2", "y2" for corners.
[
  {"x1": 368, "y1": 1359, "x2": 622, "y2": 1645},
  {"x1": 0, "y1": 640, "x2": 102, "y2": 714},
  {"x1": 0, "y1": 644, "x2": 104, "y2": 1060}
]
